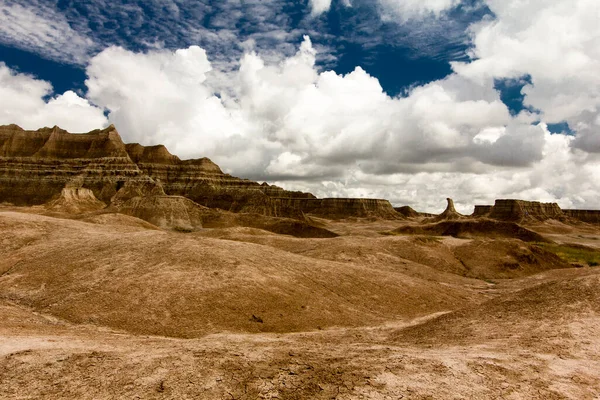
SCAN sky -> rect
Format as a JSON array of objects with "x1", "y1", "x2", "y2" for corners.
[{"x1": 1, "y1": 0, "x2": 600, "y2": 213}]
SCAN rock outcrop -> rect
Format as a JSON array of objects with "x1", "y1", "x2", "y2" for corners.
[
  {"x1": 473, "y1": 200, "x2": 600, "y2": 224},
  {"x1": 269, "y1": 198, "x2": 400, "y2": 220},
  {"x1": 394, "y1": 206, "x2": 434, "y2": 218},
  {"x1": 472, "y1": 205, "x2": 493, "y2": 217},
  {"x1": 0, "y1": 124, "x2": 148, "y2": 205},
  {"x1": 427, "y1": 198, "x2": 466, "y2": 222},
  {"x1": 125, "y1": 142, "x2": 314, "y2": 217},
  {"x1": 116, "y1": 195, "x2": 207, "y2": 231},
  {"x1": 0, "y1": 124, "x2": 401, "y2": 220},
  {"x1": 487, "y1": 199, "x2": 565, "y2": 222},
  {"x1": 563, "y1": 209, "x2": 600, "y2": 224},
  {"x1": 45, "y1": 185, "x2": 107, "y2": 214},
  {"x1": 394, "y1": 206, "x2": 419, "y2": 218}
]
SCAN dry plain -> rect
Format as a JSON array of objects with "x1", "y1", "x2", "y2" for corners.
[{"x1": 1, "y1": 206, "x2": 600, "y2": 399}]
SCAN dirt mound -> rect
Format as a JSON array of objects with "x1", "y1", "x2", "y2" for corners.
[
  {"x1": 394, "y1": 205, "x2": 419, "y2": 218},
  {"x1": 0, "y1": 211, "x2": 473, "y2": 338},
  {"x1": 116, "y1": 195, "x2": 207, "y2": 231},
  {"x1": 393, "y1": 271, "x2": 600, "y2": 347},
  {"x1": 79, "y1": 213, "x2": 160, "y2": 231},
  {"x1": 451, "y1": 239, "x2": 570, "y2": 279},
  {"x1": 392, "y1": 219, "x2": 549, "y2": 242},
  {"x1": 45, "y1": 186, "x2": 106, "y2": 214},
  {"x1": 201, "y1": 211, "x2": 339, "y2": 238}
]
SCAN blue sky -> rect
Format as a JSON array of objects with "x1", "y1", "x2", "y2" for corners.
[
  {"x1": 0, "y1": 0, "x2": 485, "y2": 95},
  {"x1": 1, "y1": 0, "x2": 599, "y2": 211}
]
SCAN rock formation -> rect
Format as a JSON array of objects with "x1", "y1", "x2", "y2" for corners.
[
  {"x1": 45, "y1": 185, "x2": 107, "y2": 214},
  {"x1": 472, "y1": 200, "x2": 600, "y2": 224},
  {"x1": 486, "y1": 199, "x2": 565, "y2": 222},
  {"x1": 563, "y1": 209, "x2": 600, "y2": 223},
  {"x1": 394, "y1": 206, "x2": 434, "y2": 218},
  {"x1": 0, "y1": 124, "x2": 149, "y2": 205},
  {"x1": 472, "y1": 205, "x2": 493, "y2": 217},
  {"x1": 395, "y1": 206, "x2": 419, "y2": 218},
  {"x1": 0, "y1": 124, "x2": 400, "y2": 220},
  {"x1": 116, "y1": 195, "x2": 207, "y2": 231},
  {"x1": 269, "y1": 198, "x2": 400, "y2": 220},
  {"x1": 428, "y1": 198, "x2": 466, "y2": 222},
  {"x1": 125, "y1": 142, "x2": 315, "y2": 217}
]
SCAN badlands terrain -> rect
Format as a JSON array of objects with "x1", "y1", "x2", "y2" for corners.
[{"x1": 1, "y1": 125, "x2": 600, "y2": 399}]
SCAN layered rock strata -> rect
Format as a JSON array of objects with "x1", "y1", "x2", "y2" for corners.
[
  {"x1": 125, "y1": 143, "x2": 314, "y2": 217},
  {"x1": 0, "y1": 125, "x2": 400, "y2": 220},
  {"x1": 0, "y1": 124, "x2": 148, "y2": 205},
  {"x1": 563, "y1": 210, "x2": 600, "y2": 224},
  {"x1": 487, "y1": 199, "x2": 565, "y2": 222},
  {"x1": 475, "y1": 200, "x2": 600, "y2": 224},
  {"x1": 269, "y1": 198, "x2": 400, "y2": 220},
  {"x1": 472, "y1": 205, "x2": 493, "y2": 217}
]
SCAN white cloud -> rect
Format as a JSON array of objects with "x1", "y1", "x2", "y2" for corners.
[
  {"x1": 453, "y1": 0, "x2": 600, "y2": 153},
  {"x1": 85, "y1": 45, "x2": 249, "y2": 159},
  {"x1": 310, "y1": 0, "x2": 333, "y2": 15},
  {"x1": 0, "y1": 63, "x2": 108, "y2": 132},
  {"x1": 378, "y1": 0, "x2": 461, "y2": 20},
  {"x1": 0, "y1": 1, "x2": 94, "y2": 64},
  {"x1": 3, "y1": 0, "x2": 600, "y2": 211},
  {"x1": 76, "y1": 36, "x2": 600, "y2": 212}
]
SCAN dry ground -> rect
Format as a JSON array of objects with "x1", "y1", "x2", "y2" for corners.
[{"x1": 1, "y1": 208, "x2": 600, "y2": 399}]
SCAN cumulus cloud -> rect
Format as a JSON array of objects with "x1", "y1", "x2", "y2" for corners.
[
  {"x1": 0, "y1": 63, "x2": 108, "y2": 131},
  {"x1": 309, "y1": 0, "x2": 333, "y2": 15},
  {"x1": 3, "y1": 0, "x2": 600, "y2": 211},
  {"x1": 453, "y1": 0, "x2": 600, "y2": 153},
  {"x1": 85, "y1": 45, "x2": 247, "y2": 158},
  {"x1": 75, "y1": 35, "x2": 600, "y2": 212}
]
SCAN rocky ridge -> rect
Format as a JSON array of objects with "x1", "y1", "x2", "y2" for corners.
[
  {"x1": 0, "y1": 124, "x2": 148, "y2": 205},
  {"x1": 563, "y1": 209, "x2": 600, "y2": 223},
  {"x1": 0, "y1": 124, "x2": 398, "y2": 221}
]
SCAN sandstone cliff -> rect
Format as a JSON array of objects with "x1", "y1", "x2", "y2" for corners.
[
  {"x1": 0, "y1": 125, "x2": 401, "y2": 220},
  {"x1": 269, "y1": 198, "x2": 400, "y2": 220},
  {"x1": 487, "y1": 199, "x2": 565, "y2": 222},
  {"x1": 0, "y1": 124, "x2": 148, "y2": 205},
  {"x1": 125, "y1": 142, "x2": 315, "y2": 217},
  {"x1": 472, "y1": 205, "x2": 493, "y2": 217},
  {"x1": 563, "y1": 209, "x2": 600, "y2": 224}
]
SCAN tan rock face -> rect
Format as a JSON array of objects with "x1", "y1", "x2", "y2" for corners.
[
  {"x1": 488, "y1": 199, "x2": 565, "y2": 222},
  {"x1": 124, "y1": 142, "x2": 315, "y2": 217},
  {"x1": 0, "y1": 125, "x2": 401, "y2": 220},
  {"x1": 427, "y1": 198, "x2": 466, "y2": 222},
  {"x1": 270, "y1": 198, "x2": 400, "y2": 220},
  {"x1": 473, "y1": 205, "x2": 493, "y2": 217},
  {"x1": 45, "y1": 186, "x2": 107, "y2": 214},
  {"x1": 563, "y1": 209, "x2": 600, "y2": 223},
  {"x1": 0, "y1": 124, "x2": 148, "y2": 205}
]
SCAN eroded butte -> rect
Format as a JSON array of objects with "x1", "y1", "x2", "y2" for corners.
[{"x1": 1, "y1": 125, "x2": 600, "y2": 399}]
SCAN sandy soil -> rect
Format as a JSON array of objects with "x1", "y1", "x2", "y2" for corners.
[{"x1": 1, "y1": 209, "x2": 600, "y2": 399}]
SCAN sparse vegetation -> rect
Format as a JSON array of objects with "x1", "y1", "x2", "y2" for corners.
[{"x1": 535, "y1": 243, "x2": 600, "y2": 267}]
